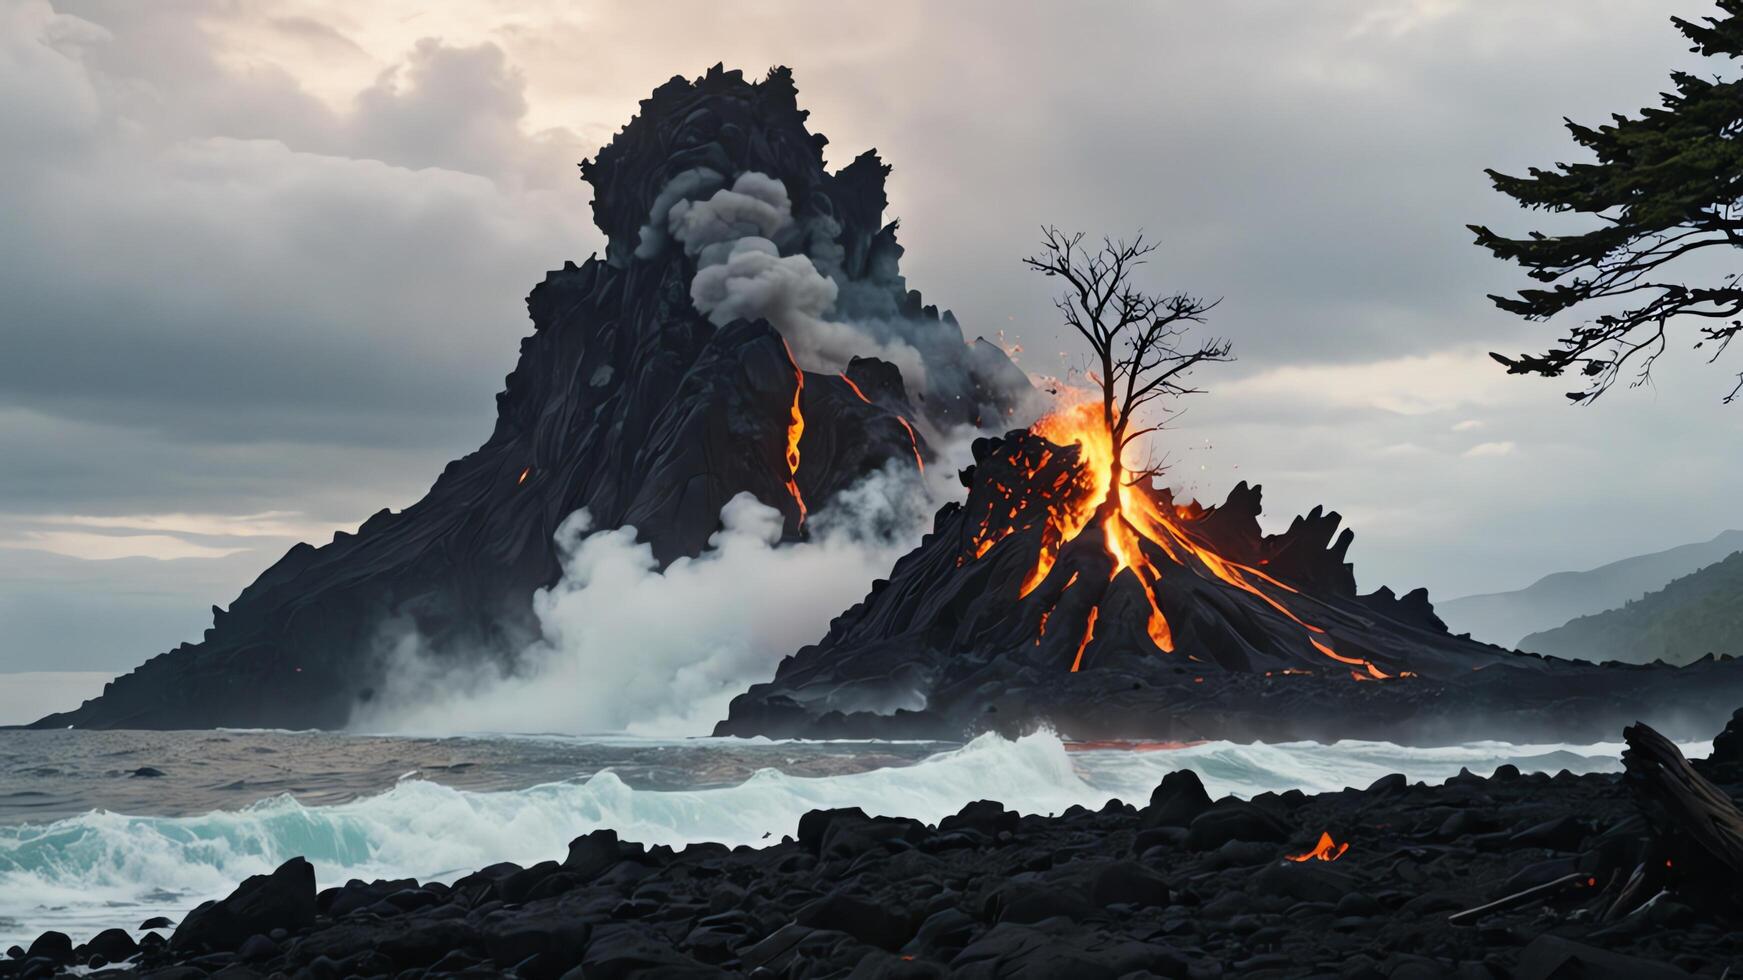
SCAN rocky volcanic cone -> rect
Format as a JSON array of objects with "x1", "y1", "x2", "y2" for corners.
[
  {"x1": 718, "y1": 406, "x2": 1743, "y2": 744},
  {"x1": 33, "y1": 66, "x2": 1029, "y2": 730}
]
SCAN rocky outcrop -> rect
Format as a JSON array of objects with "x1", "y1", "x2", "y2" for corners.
[
  {"x1": 718, "y1": 430, "x2": 1743, "y2": 744},
  {"x1": 32, "y1": 66, "x2": 1026, "y2": 731},
  {"x1": 171, "y1": 857, "x2": 317, "y2": 954}
]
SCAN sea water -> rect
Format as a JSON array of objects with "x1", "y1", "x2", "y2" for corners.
[{"x1": 0, "y1": 728, "x2": 1708, "y2": 948}]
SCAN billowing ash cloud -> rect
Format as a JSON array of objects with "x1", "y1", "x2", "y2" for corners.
[
  {"x1": 633, "y1": 167, "x2": 724, "y2": 259},
  {"x1": 690, "y1": 238, "x2": 838, "y2": 331},
  {"x1": 640, "y1": 169, "x2": 980, "y2": 405},
  {"x1": 670, "y1": 171, "x2": 792, "y2": 262}
]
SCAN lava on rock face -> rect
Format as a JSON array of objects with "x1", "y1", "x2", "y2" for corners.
[
  {"x1": 33, "y1": 65, "x2": 1024, "y2": 732},
  {"x1": 781, "y1": 340, "x2": 809, "y2": 527}
]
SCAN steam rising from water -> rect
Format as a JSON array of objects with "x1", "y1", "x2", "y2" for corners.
[{"x1": 363, "y1": 455, "x2": 965, "y2": 736}]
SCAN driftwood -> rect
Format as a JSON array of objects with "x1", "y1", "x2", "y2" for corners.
[
  {"x1": 1447, "y1": 872, "x2": 1586, "y2": 925},
  {"x1": 1622, "y1": 721, "x2": 1743, "y2": 914}
]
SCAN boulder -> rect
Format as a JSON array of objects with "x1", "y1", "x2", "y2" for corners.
[{"x1": 171, "y1": 857, "x2": 316, "y2": 952}]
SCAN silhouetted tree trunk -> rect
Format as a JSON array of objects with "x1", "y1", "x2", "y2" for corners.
[{"x1": 1022, "y1": 228, "x2": 1232, "y2": 512}]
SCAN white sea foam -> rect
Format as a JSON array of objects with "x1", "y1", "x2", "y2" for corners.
[{"x1": 0, "y1": 731, "x2": 1705, "y2": 947}]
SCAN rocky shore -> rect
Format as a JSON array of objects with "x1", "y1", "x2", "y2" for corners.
[{"x1": 7, "y1": 718, "x2": 1742, "y2": 980}]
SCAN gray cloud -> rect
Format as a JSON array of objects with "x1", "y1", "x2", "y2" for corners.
[{"x1": 0, "y1": 2, "x2": 593, "y2": 506}]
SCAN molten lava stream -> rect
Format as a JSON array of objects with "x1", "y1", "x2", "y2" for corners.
[
  {"x1": 1018, "y1": 398, "x2": 1397, "y2": 679},
  {"x1": 1070, "y1": 608, "x2": 1098, "y2": 672},
  {"x1": 838, "y1": 373, "x2": 924, "y2": 474},
  {"x1": 781, "y1": 344, "x2": 807, "y2": 525},
  {"x1": 1102, "y1": 514, "x2": 1175, "y2": 652}
]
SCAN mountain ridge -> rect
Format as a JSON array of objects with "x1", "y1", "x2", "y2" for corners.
[
  {"x1": 1436, "y1": 528, "x2": 1743, "y2": 648},
  {"x1": 1521, "y1": 548, "x2": 1743, "y2": 665}
]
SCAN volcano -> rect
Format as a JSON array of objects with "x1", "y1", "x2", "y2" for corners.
[
  {"x1": 35, "y1": 65, "x2": 1743, "y2": 740},
  {"x1": 717, "y1": 404, "x2": 1743, "y2": 744},
  {"x1": 32, "y1": 66, "x2": 1030, "y2": 731}
]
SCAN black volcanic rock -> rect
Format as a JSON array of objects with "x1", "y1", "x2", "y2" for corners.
[
  {"x1": 34, "y1": 722, "x2": 1743, "y2": 980},
  {"x1": 171, "y1": 857, "x2": 316, "y2": 953},
  {"x1": 1706, "y1": 708, "x2": 1743, "y2": 780},
  {"x1": 31, "y1": 66, "x2": 1026, "y2": 732},
  {"x1": 717, "y1": 429, "x2": 1743, "y2": 744}
]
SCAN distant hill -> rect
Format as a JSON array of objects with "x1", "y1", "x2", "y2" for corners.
[
  {"x1": 1520, "y1": 549, "x2": 1743, "y2": 665},
  {"x1": 1436, "y1": 530, "x2": 1743, "y2": 648}
]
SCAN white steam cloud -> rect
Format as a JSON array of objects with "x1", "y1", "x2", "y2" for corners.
[{"x1": 359, "y1": 450, "x2": 972, "y2": 736}]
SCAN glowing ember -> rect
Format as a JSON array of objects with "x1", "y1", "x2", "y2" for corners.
[
  {"x1": 516, "y1": 467, "x2": 531, "y2": 486},
  {"x1": 1286, "y1": 831, "x2": 1350, "y2": 862}
]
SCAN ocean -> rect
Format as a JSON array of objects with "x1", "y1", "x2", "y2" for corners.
[{"x1": 0, "y1": 728, "x2": 1707, "y2": 949}]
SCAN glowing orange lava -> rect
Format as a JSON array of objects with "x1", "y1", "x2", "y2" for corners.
[
  {"x1": 839, "y1": 373, "x2": 870, "y2": 403},
  {"x1": 1009, "y1": 396, "x2": 1396, "y2": 679},
  {"x1": 1286, "y1": 831, "x2": 1350, "y2": 862},
  {"x1": 1070, "y1": 607, "x2": 1098, "y2": 672},
  {"x1": 840, "y1": 373, "x2": 924, "y2": 474},
  {"x1": 782, "y1": 343, "x2": 807, "y2": 525},
  {"x1": 895, "y1": 416, "x2": 925, "y2": 474}
]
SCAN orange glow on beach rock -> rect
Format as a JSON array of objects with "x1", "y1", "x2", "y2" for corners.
[{"x1": 1287, "y1": 831, "x2": 1351, "y2": 862}]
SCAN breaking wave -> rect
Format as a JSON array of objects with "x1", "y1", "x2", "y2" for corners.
[{"x1": 0, "y1": 730, "x2": 1705, "y2": 946}]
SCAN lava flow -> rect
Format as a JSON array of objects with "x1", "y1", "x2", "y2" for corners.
[
  {"x1": 1286, "y1": 831, "x2": 1351, "y2": 862},
  {"x1": 782, "y1": 347, "x2": 807, "y2": 526},
  {"x1": 990, "y1": 396, "x2": 1397, "y2": 680},
  {"x1": 839, "y1": 374, "x2": 924, "y2": 474}
]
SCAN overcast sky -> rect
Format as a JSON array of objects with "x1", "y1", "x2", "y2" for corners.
[{"x1": 4, "y1": 0, "x2": 1741, "y2": 677}]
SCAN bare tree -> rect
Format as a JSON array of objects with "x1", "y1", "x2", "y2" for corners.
[{"x1": 1023, "y1": 227, "x2": 1233, "y2": 509}]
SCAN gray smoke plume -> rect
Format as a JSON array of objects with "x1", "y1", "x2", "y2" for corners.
[
  {"x1": 633, "y1": 167, "x2": 724, "y2": 260},
  {"x1": 642, "y1": 169, "x2": 1052, "y2": 411}
]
